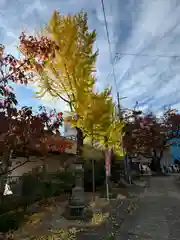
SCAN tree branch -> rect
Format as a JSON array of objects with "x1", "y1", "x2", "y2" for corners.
[
  {"x1": 55, "y1": 92, "x2": 70, "y2": 104},
  {"x1": 0, "y1": 158, "x2": 34, "y2": 177},
  {"x1": 1, "y1": 59, "x2": 28, "y2": 83},
  {"x1": 51, "y1": 66, "x2": 73, "y2": 105}
]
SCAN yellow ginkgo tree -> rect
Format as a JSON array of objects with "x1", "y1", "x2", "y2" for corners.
[
  {"x1": 90, "y1": 89, "x2": 124, "y2": 154},
  {"x1": 83, "y1": 87, "x2": 124, "y2": 199},
  {"x1": 68, "y1": 86, "x2": 124, "y2": 155},
  {"x1": 19, "y1": 10, "x2": 124, "y2": 159},
  {"x1": 64, "y1": 87, "x2": 124, "y2": 198},
  {"x1": 19, "y1": 10, "x2": 98, "y2": 155}
]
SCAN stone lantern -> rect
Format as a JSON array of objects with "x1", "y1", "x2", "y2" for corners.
[
  {"x1": 67, "y1": 155, "x2": 86, "y2": 218},
  {"x1": 64, "y1": 115, "x2": 91, "y2": 219}
]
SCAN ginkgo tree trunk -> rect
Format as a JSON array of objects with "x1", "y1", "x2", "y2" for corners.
[{"x1": 19, "y1": 10, "x2": 98, "y2": 155}]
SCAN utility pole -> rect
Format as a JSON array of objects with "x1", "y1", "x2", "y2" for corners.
[
  {"x1": 116, "y1": 92, "x2": 129, "y2": 181},
  {"x1": 117, "y1": 92, "x2": 126, "y2": 153},
  {"x1": 100, "y1": 0, "x2": 131, "y2": 184},
  {"x1": 91, "y1": 127, "x2": 95, "y2": 202}
]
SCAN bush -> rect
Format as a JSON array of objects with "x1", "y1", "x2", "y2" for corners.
[
  {"x1": 84, "y1": 160, "x2": 105, "y2": 192},
  {"x1": 0, "y1": 211, "x2": 25, "y2": 233},
  {"x1": 20, "y1": 169, "x2": 75, "y2": 199},
  {"x1": 21, "y1": 174, "x2": 44, "y2": 198},
  {"x1": 0, "y1": 169, "x2": 75, "y2": 214},
  {"x1": 0, "y1": 196, "x2": 23, "y2": 214}
]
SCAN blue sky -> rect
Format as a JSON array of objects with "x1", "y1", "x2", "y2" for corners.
[{"x1": 1, "y1": 0, "x2": 180, "y2": 114}]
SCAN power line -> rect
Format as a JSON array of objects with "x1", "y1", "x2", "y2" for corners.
[
  {"x1": 100, "y1": 0, "x2": 118, "y2": 92},
  {"x1": 105, "y1": 51, "x2": 180, "y2": 83},
  {"x1": 105, "y1": 56, "x2": 118, "y2": 83},
  {"x1": 100, "y1": 0, "x2": 130, "y2": 184},
  {"x1": 100, "y1": 0, "x2": 128, "y2": 118},
  {"x1": 100, "y1": 0, "x2": 126, "y2": 119},
  {"x1": 115, "y1": 52, "x2": 180, "y2": 60}
]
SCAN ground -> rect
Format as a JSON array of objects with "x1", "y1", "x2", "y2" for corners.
[
  {"x1": 118, "y1": 175, "x2": 180, "y2": 239},
  {"x1": 11, "y1": 183, "x2": 144, "y2": 239},
  {"x1": 10, "y1": 176, "x2": 180, "y2": 239}
]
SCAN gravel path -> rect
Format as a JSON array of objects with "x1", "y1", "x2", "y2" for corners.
[
  {"x1": 76, "y1": 184, "x2": 147, "y2": 240},
  {"x1": 118, "y1": 176, "x2": 180, "y2": 239}
]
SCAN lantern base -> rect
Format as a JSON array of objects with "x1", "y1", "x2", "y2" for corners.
[{"x1": 63, "y1": 204, "x2": 92, "y2": 221}]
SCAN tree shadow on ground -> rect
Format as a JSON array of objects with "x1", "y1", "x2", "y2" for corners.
[
  {"x1": 73, "y1": 184, "x2": 147, "y2": 239},
  {"x1": 74, "y1": 198, "x2": 138, "y2": 240},
  {"x1": 0, "y1": 194, "x2": 71, "y2": 236},
  {"x1": 7, "y1": 185, "x2": 146, "y2": 239}
]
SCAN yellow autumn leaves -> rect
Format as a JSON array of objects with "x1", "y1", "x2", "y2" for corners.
[{"x1": 19, "y1": 10, "x2": 124, "y2": 153}]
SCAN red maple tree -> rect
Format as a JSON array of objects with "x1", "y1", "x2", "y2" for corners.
[
  {"x1": 18, "y1": 32, "x2": 56, "y2": 75},
  {"x1": 0, "y1": 44, "x2": 69, "y2": 198},
  {"x1": 123, "y1": 108, "x2": 180, "y2": 172}
]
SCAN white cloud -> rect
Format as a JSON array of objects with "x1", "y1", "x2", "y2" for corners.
[
  {"x1": 108, "y1": 0, "x2": 180, "y2": 113},
  {"x1": 1, "y1": 0, "x2": 180, "y2": 116},
  {"x1": 21, "y1": 0, "x2": 47, "y2": 20}
]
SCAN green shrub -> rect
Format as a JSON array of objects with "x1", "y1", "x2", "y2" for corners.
[
  {"x1": 0, "y1": 169, "x2": 75, "y2": 214},
  {"x1": 20, "y1": 169, "x2": 75, "y2": 199},
  {"x1": 21, "y1": 174, "x2": 44, "y2": 198},
  {"x1": 84, "y1": 160, "x2": 105, "y2": 191},
  {"x1": 0, "y1": 211, "x2": 25, "y2": 232},
  {"x1": 0, "y1": 196, "x2": 23, "y2": 214}
]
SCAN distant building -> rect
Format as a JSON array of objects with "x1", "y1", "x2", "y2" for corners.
[
  {"x1": 131, "y1": 154, "x2": 151, "y2": 163},
  {"x1": 64, "y1": 122, "x2": 77, "y2": 141},
  {"x1": 169, "y1": 138, "x2": 180, "y2": 161},
  {"x1": 161, "y1": 146, "x2": 174, "y2": 168}
]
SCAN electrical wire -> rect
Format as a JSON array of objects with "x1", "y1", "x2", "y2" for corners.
[
  {"x1": 115, "y1": 52, "x2": 180, "y2": 59},
  {"x1": 100, "y1": 0, "x2": 118, "y2": 93},
  {"x1": 100, "y1": 0, "x2": 128, "y2": 121},
  {"x1": 105, "y1": 50, "x2": 180, "y2": 83},
  {"x1": 101, "y1": 1, "x2": 180, "y2": 91},
  {"x1": 100, "y1": 3, "x2": 180, "y2": 121}
]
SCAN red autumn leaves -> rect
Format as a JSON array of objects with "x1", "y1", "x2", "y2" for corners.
[
  {"x1": 19, "y1": 32, "x2": 56, "y2": 73},
  {"x1": 0, "y1": 43, "x2": 71, "y2": 155},
  {"x1": 123, "y1": 109, "x2": 180, "y2": 159}
]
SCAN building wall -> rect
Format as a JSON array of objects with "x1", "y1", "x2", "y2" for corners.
[
  {"x1": 161, "y1": 147, "x2": 174, "y2": 167},
  {"x1": 64, "y1": 122, "x2": 77, "y2": 138},
  {"x1": 9, "y1": 153, "x2": 75, "y2": 178},
  {"x1": 169, "y1": 138, "x2": 180, "y2": 161},
  {"x1": 7, "y1": 136, "x2": 77, "y2": 177}
]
